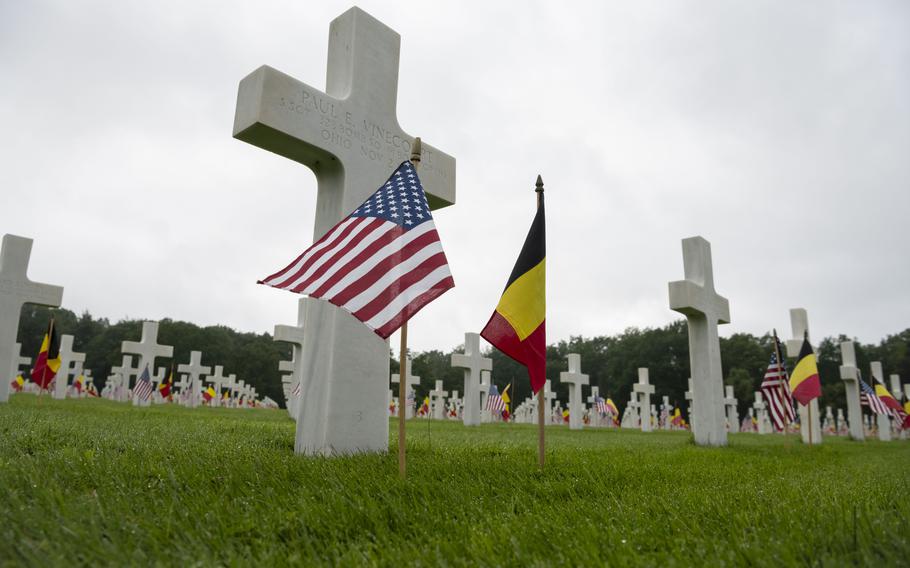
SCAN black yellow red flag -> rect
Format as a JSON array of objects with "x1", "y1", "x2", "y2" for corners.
[
  {"x1": 481, "y1": 188, "x2": 546, "y2": 393},
  {"x1": 31, "y1": 319, "x2": 61, "y2": 390},
  {"x1": 788, "y1": 335, "x2": 821, "y2": 405}
]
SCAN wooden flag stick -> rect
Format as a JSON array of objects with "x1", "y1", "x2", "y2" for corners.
[
  {"x1": 398, "y1": 137, "x2": 423, "y2": 478},
  {"x1": 535, "y1": 174, "x2": 545, "y2": 469},
  {"x1": 398, "y1": 321, "x2": 408, "y2": 477}
]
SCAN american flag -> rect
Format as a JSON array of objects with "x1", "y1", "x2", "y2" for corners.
[
  {"x1": 595, "y1": 395, "x2": 607, "y2": 415},
  {"x1": 486, "y1": 384, "x2": 505, "y2": 413},
  {"x1": 760, "y1": 339, "x2": 795, "y2": 431},
  {"x1": 859, "y1": 376, "x2": 888, "y2": 415},
  {"x1": 259, "y1": 161, "x2": 454, "y2": 339},
  {"x1": 133, "y1": 365, "x2": 154, "y2": 402}
]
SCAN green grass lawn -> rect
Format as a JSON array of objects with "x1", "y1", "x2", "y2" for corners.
[{"x1": 1, "y1": 396, "x2": 908, "y2": 566}]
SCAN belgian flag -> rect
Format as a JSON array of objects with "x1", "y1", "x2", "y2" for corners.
[
  {"x1": 31, "y1": 318, "x2": 61, "y2": 390},
  {"x1": 159, "y1": 364, "x2": 174, "y2": 399},
  {"x1": 481, "y1": 178, "x2": 546, "y2": 393},
  {"x1": 788, "y1": 334, "x2": 821, "y2": 405}
]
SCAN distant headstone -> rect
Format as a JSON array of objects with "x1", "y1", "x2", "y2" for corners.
[
  {"x1": 752, "y1": 392, "x2": 769, "y2": 435},
  {"x1": 234, "y1": 7, "x2": 455, "y2": 456},
  {"x1": 54, "y1": 335, "x2": 85, "y2": 399},
  {"x1": 451, "y1": 333, "x2": 491, "y2": 426},
  {"x1": 122, "y1": 321, "x2": 173, "y2": 406},
  {"x1": 684, "y1": 378, "x2": 694, "y2": 421},
  {"x1": 633, "y1": 368, "x2": 655, "y2": 433},
  {"x1": 660, "y1": 395, "x2": 671, "y2": 430},
  {"x1": 274, "y1": 298, "x2": 306, "y2": 419},
  {"x1": 429, "y1": 380, "x2": 447, "y2": 420},
  {"x1": 559, "y1": 353, "x2": 589, "y2": 430},
  {"x1": 177, "y1": 351, "x2": 211, "y2": 409},
  {"x1": 785, "y1": 309, "x2": 821, "y2": 445},
  {"x1": 206, "y1": 366, "x2": 232, "y2": 408},
  {"x1": 391, "y1": 359, "x2": 420, "y2": 419},
  {"x1": 620, "y1": 394, "x2": 639, "y2": 429},
  {"x1": 0, "y1": 234, "x2": 64, "y2": 403},
  {"x1": 869, "y1": 362, "x2": 891, "y2": 442},
  {"x1": 838, "y1": 341, "x2": 864, "y2": 441},
  {"x1": 479, "y1": 370, "x2": 492, "y2": 423},
  {"x1": 111, "y1": 355, "x2": 139, "y2": 403},
  {"x1": 587, "y1": 386, "x2": 601, "y2": 427},
  {"x1": 668, "y1": 236, "x2": 730, "y2": 446},
  {"x1": 723, "y1": 385, "x2": 739, "y2": 434},
  {"x1": 8, "y1": 343, "x2": 30, "y2": 390}
]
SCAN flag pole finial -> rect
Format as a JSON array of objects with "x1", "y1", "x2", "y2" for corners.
[
  {"x1": 411, "y1": 137, "x2": 422, "y2": 164},
  {"x1": 535, "y1": 174, "x2": 544, "y2": 193}
]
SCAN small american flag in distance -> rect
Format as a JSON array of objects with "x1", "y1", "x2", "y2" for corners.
[{"x1": 259, "y1": 161, "x2": 454, "y2": 339}]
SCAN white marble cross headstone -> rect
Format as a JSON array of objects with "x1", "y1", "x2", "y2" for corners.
[
  {"x1": 54, "y1": 334, "x2": 86, "y2": 400},
  {"x1": 889, "y1": 374, "x2": 901, "y2": 404},
  {"x1": 391, "y1": 359, "x2": 420, "y2": 419},
  {"x1": 429, "y1": 380, "x2": 447, "y2": 420},
  {"x1": 177, "y1": 351, "x2": 211, "y2": 409},
  {"x1": 587, "y1": 385, "x2": 601, "y2": 427},
  {"x1": 111, "y1": 355, "x2": 139, "y2": 403},
  {"x1": 0, "y1": 235, "x2": 64, "y2": 403},
  {"x1": 684, "y1": 378, "x2": 694, "y2": 420},
  {"x1": 479, "y1": 370, "x2": 493, "y2": 423},
  {"x1": 279, "y1": 358, "x2": 298, "y2": 418},
  {"x1": 870, "y1": 361, "x2": 892, "y2": 442},
  {"x1": 785, "y1": 308, "x2": 821, "y2": 445},
  {"x1": 122, "y1": 321, "x2": 173, "y2": 406},
  {"x1": 560, "y1": 353, "x2": 589, "y2": 430},
  {"x1": 661, "y1": 395, "x2": 671, "y2": 430},
  {"x1": 752, "y1": 391, "x2": 769, "y2": 435},
  {"x1": 838, "y1": 340, "x2": 864, "y2": 441},
  {"x1": 206, "y1": 366, "x2": 231, "y2": 408},
  {"x1": 8, "y1": 342, "x2": 30, "y2": 390},
  {"x1": 669, "y1": 236, "x2": 730, "y2": 446},
  {"x1": 451, "y1": 332, "x2": 492, "y2": 427},
  {"x1": 723, "y1": 385, "x2": 739, "y2": 434},
  {"x1": 234, "y1": 7, "x2": 455, "y2": 456},
  {"x1": 633, "y1": 368, "x2": 656, "y2": 433},
  {"x1": 274, "y1": 298, "x2": 306, "y2": 419}
]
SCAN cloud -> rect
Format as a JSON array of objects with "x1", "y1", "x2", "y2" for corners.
[{"x1": 1, "y1": 0, "x2": 907, "y2": 358}]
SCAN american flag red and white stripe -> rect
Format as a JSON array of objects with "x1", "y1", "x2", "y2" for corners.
[
  {"x1": 760, "y1": 339, "x2": 795, "y2": 431},
  {"x1": 259, "y1": 161, "x2": 454, "y2": 339},
  {"x1": 860, "y1": 377, "x2": 889, "y2": 415},
  {"x1": 486, "y1": 384, "x2": 505, "y2": 413},
  {"x1": 595, "y1": 395, "x2": 607, "y2": 415},
  {"x1": 133, "y1": 365, "x2": 154, "y2": 402}
]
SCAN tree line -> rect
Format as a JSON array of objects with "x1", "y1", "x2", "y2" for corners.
[{"x1": 17, "y1": 306, "x2": 908, "y2": 416}]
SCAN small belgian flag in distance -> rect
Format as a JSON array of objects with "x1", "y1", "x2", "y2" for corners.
[
  {"x1": 481, "y1": 176, "x2": 546, "y2": 393},
  {"x1": 788, "y1": 333, "x2": 822, "y2": 405}
]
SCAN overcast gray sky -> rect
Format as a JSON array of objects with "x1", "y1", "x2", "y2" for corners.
[{"x1": 2, "y1": 1, "x2": 908, "y2": 354}]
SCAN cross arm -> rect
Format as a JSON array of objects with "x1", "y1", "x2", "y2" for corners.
[
  {"x1": 668, "y1": 280, "x2": 730, "y2": 324},
  {"x1": 234, "y1": 66, "x2": 341, "y2": 173}
]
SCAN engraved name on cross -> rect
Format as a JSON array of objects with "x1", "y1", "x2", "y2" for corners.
[{"x1": 233, "y1": 7, "x2": 455, "y2": 455}]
